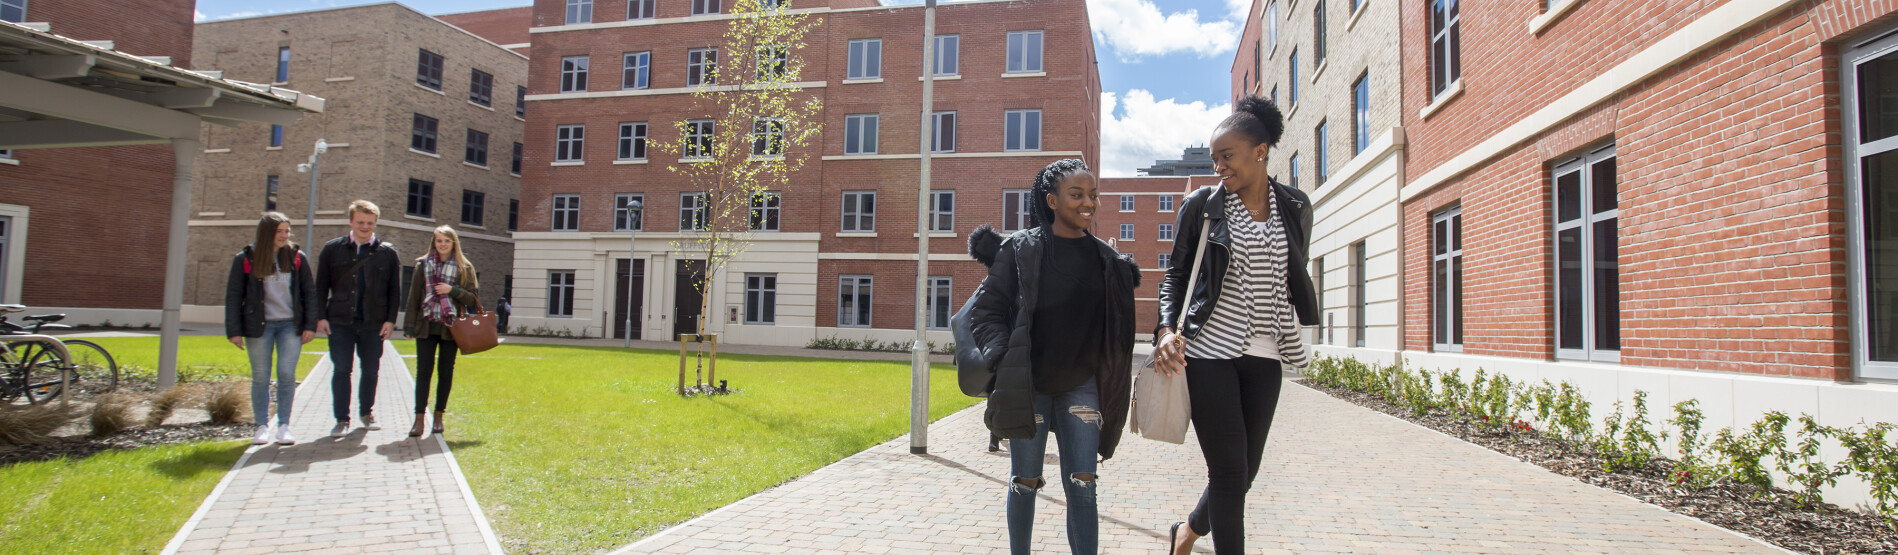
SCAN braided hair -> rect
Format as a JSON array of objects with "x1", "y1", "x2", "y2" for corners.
[
  {"x1": 1028, "y1": 158, "x2": 1091, "y2": 228},
  {"x1": 1218, "y1": 95, "x2": 1285, "y2": 147}
]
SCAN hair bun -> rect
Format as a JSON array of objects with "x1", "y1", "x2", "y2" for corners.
[{"x1": 1233, "y1": 96, "x2": 1284, "y2": 146}]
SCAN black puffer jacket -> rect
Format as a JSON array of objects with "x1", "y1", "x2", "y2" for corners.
[
  {"x1": 966, "y1": 225, "x2": 1141, "y2": 460},
  {"x1": 314, "y1": 236, "x2": 403, "y2": 326},
  {"x1": 1157, "y1": 181, "x2": 1318, "y2": 343},
  {"x1": 224, "y1": 246, "x2": 319, "y2": 338}
]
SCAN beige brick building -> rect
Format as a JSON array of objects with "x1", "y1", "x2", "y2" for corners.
[{"x1": 183, "y1": 3, "x2": 527, "y2": 321}]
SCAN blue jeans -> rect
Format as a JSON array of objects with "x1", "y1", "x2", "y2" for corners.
[
  {"x1": 246, "y1": 320, "x2": 300, "y2": 426},
  {"x1": 327, "y1": 320, "x2": 383, "y2": 422},
  {"x1": 1006, "y1": 377, "x2": 1101, "y2": 555}
]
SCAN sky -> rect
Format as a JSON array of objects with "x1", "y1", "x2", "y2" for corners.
[{"x1": 194, "y1": 0, "x2": 1245, "y2": 177}]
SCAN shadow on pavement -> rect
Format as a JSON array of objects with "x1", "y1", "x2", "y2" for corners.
[
  {"x1": 266, "y1": 429, "x2": 371, "y2": 474},
  {"x1": 913, "y1": 453, "x2": 1171, "y2": 543}
]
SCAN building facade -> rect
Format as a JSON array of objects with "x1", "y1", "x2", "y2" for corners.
[
  {"x1": 1397, "y1": 0, "x2": 1898, "y2": 504},
  {"x1": 437, "y1": 6, "x2": 535, "y2": 56},
  {"x1": 1096, "y1": 175, "x2": 1221, "y2": 335},
  {"x1": 512, "y1": 0, "x2": 1101, "y2": 345},
  {"x1": 1240, "y1": 0, "x2": 1406, "y2": 362},
  {"x1": 1136, "y1": 146, "x2": 1216, "y2": 176},
  {"x1": 182, "y1": 4, "x2": 527, "y2": 321}
]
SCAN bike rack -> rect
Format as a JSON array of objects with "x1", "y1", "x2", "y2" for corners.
[{"x1": 7, "y1": 335, "x2": 73, "y2": 405}]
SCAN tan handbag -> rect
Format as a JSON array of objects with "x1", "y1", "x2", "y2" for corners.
[
  {"x1": 1130, "y1": 208, "x2": 1212, "y2": 444},
  {"x1": 448, "y1": 300, "x2": 499, "y2": 355}
]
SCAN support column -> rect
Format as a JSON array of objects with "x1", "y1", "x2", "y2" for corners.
[{"x1": 159, "y1": 138, "x2": 199, "y2": 390}]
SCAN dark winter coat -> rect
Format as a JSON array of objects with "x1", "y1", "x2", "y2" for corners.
[
  {"x1": 224, "y1": 246, "x2": 319, "y2": 338},
  {"x1": 966, "y1": 225, "x2": 1141, "y2": 460},
  {"x1": 1157, "y1": 181, "x2": 1319, "y2": 343},
  {"x1": 402, "y1": 262, "x2": 479, "y2": 340},
  {"x1": 313, "y1": 236, "x2": 403, "y2": 327}
]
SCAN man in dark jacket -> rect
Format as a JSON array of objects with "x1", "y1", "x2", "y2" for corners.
[{"x1": 314, "y1": 200, "x2": 403, "y2": 437}]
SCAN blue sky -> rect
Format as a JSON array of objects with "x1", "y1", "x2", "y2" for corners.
[{"x1": 195, "y1": 0, "x2": 1245, "y2": 176}]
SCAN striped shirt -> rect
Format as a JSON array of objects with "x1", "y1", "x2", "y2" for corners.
[{"x1": 1184, "y1": 191, "x2": 1311, "y2": 368}]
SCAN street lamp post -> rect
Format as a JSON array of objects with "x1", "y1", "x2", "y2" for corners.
[
  {"x1": 911, "y1": 0, "x2": 938, "y2": 456},
  {"x1": 624, "y1": 200, "x2": 643, "y2": 348},
  {"x1": 295, "y1": 139, "x2": 329, "y2": 251}
]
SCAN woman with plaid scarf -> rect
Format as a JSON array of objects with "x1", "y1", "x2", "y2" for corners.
[{"x1": 403, "y1": 226, "x2": 480, "y2": 438}]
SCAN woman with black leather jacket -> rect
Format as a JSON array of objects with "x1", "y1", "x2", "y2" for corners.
[
  {"x1": 1153, "y1": 96, "x2": 1318, "y2": 555},
  {"x1": 225, "y1": 212, "x2": 319, "y2": 446},
  {"x1": 966, "y1": 159, "x2": 1140, "y2": 555}
]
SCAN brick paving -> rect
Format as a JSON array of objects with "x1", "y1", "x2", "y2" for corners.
[
  {"x1": 614, "y1": 371, "x2": 1788, "y2": 555},
  {"x1": 162, "y1": 341, "x2": 503, "y2": 555}
]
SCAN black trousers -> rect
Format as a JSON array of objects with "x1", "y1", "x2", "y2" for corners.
[
  {"x1": 414, "y1": 336, "x2": 458, "y2": 414},
  {"x1": 1183, "y1": 355, "x2": 1284, "y2": 555}
]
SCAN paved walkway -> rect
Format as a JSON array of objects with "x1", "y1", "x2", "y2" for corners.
[
  {"x1": 616, "y1": 375, "x2": 1787, "y2": 554},
  {"x1": 161, "y1": 341, "x2": 504, "y2": 555}
]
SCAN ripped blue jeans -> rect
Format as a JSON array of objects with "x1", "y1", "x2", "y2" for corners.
[{"x1": 1006, "y1": 377, "x2": 1100, "y2": 555}]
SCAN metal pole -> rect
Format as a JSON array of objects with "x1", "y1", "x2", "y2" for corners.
[
  {"x1": 625, "y1": 207, "x2": 639, "y2": 348},
  {"x1": 910, "y1": 0, "x2": 938, "y2": 455},
  {"x1": 158, "y1": 138, "x2": 200, "y2": 390},
  {"x1": 304, "y1": 142, "x2": 322, "y2": 256}
]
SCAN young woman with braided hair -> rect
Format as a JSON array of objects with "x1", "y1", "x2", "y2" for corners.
[
  {"x1": 1152, "y1": 96, "x2": 1318, "y2": 554},
  {"x1": 965, "y1": 159, "x2": 1141, "y2": 554}
]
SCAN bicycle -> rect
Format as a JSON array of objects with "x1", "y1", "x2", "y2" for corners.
[{"x1": 0, "y1": 304, "x2": 119, "y2": 404}]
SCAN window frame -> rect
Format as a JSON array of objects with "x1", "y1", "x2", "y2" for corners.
[
  {"x1": 516, "y1": 86, "x2": 527, "y2": 119},
  {"x1": 1158, "y1": 252, "x2": 1172, "y2": 270},
  {"x1": 1552, "y1": 144, "x2": 1620, "y2": 363},
  {"x1": 509, "y1": 199, "x2": 519, "y2": 232},
  {"x1": 1845, "y1": 27, "x2": 1898, "y2": 380},
  {"x1": 841, "y1": 190, "x2": 876, "y2": 232},
  {"x1": 931, "y1": 111, "x2": 956, "y2": 153},
  {"x1": 470, "y1": 68, "x2": 494, "y2": 106},
  {"x1": 1352, "y1": 240, "x2": 1367, "y2": 348},
  {"x1": 465, "y1": 129, "x2": 489, "y2": 166},
  {"x1": 276, "y1": 46, "x2": 290, "y2": 82},
  {"x1": 1004, "y1": 109, "x2": 1042, "y2": 152},
  {"x1": 555, "y1": 124, "x2": 585, "y2": 162},
  {"x1": 622, "y1": 51, "x2": 651, "y2": 90},
  {"x1": 1288, "y1": 153, "x2": 1301, "y2": 189},
  {"x1": 1432, "y1": 206, "x2": 1463, "y2": 351},
  {"x1": 410, "y1": 114, "x2": 438, "y2": 153},
  {"x1": 1119, "y1": 224, "x2": 1135, "y2": 241},
  {"x1": 1119, "y1": 195, "x2": 1135, "y2": 212},
  {"x1": 615, "y1": 193, "x2": 644, "y2": 232},
  {"x1": 1314, "y1": 0, "x2": 1327, "y2": 64},
  {"x1": 1159, "y1": 223, "x2": 1175, "y2": 241},
  {"x1": 618, "y1": 122, "x2": 648, "y2": 161},
  {"x1": 547, "y1": 270, "x2": 576, "y2": 317},
  {"x1": 566, "y1": 0, "x2": 593, "y2": 24},
  {"x1": 932, "y1": 34, "x2": 960, "y2": 76},
  {"x1": 1288, "y1": 49, "x2": 1299, "y2": 106},
  {"x1": 1002, "y1": 189, "x2": 1032, "y2": 232},
  {"x1": 1429, "y1": 0, "x2": 1463, "y2": 98},
  {"x1": 462, "y1": 190, "x2": 486, "y2": 226},
  {"x1": 416, "y1": 49, "x2": 444, "y2": 90},
  {"x1": 1006, "y1": 30, "x2": 1043, "y2": 73},
  {"x1": 927, "y1": 276, "x2": 953, "y2": 330},
  {"x1": 1316, "y1": 120, "x2": 1329, "y2": 184},
  {"x1": 687, "y1": 48, "x2": 718, "y2": 86},
  {"x1": 679, "y1": 192, "x2": 709, "y2": 231},
  {"x1": 407, "y1": 179, "x2": 434, "y2": 218},
  {"x1": 627, "y1": 0, "x2": 655, "y2": 19},
  {"x1": 844, "y1": 114, "x2": 879, "y2": 155},
  {"x1": 750, "y1": 191, "x2": 782, "y2": 231},
  {"x1": 838, "y1": 275, "x2": 873, "y2": 327},
  {"x1": 751, "y1": 118, "x2": 785, "y2": 157},
  {"x1": 560, "y1": 55, "x2": 589, "y2": 93},
  {"x1": 1353, "y1": 72, "x2": 1370, "y2": 155},
  {"x1": 692, "y1": 0, "x2": 721, "y2": 16},
  {"x1": 511, "y1": 142, "x2": 524, "y2": 175},
  {"x1": 1159, "y1": 195, "x2": 1175, "y2": 212},
  {"x1": 265, "y1": 175, "x2": 279, "y2": 211},
  {"x1": 745, "y1": 274, "x2": 778, "y2": 325},
  {"x1": 848, "y1": 38, "x2": 882, "y2": 80},
  {"x1": 930, "y1": 190, "x2": 955, "y2": 232},
  {"x1": 269, "y1": 124, "x2": 284, "y2": 148},
  {"x1": 551, "y1": 194, "x2": 581, "y2": 232},
  {"x1": 684, "y1": 119, "x2": 714, "y2": 160},
  {"x1": 755, "y1": 44, "x2": 788, "y2": 80}
]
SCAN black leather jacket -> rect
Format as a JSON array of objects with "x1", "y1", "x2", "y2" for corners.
[
  {"x1": 1157, "y1": 181, "x2": 1319, "y2": 343},
  {"x1": 314, "y1": 236, "x2": 403, "y2": 327},
  {"x1": 224, "y1": 246, "x2": 319, "y2": 338},
  {"x1": 966, "y1": 225, "x2": 1141, "y2": 460}
]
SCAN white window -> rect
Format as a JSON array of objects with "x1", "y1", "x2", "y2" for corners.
[
  {"x1": 750, "y1": 191, "x2": 781, "y2": 231},
  {"x1": 1158, "y1": 252, "x2": 1172, "y2": 270},
  {"x1": 842, "y1": 190, "x2": 876, "y2": 232},
  {"x1": 687, "y1": 48, "x2": 718, "y2": 86},
  {"x1": 560, "y1": 56, "x2": 588, "y2": 93},
  {"x1": 552, "y1": 194, "x2": 580, "y2": 231},
  {"x1": 927, "y1": 277, "x2": 952, "y2": 330},
  {"x1": 1119, "y1": 224, "x2": 1135, "y2": 240},
  {"x1": 1553, "y1": 145, "x2": 1618, "y2": 362},
  {"x1": 932, "y1": 35, "x2": 959, "y2": 76},
  {"x1": 1266, "y1": 1, "x2": 1278, "y2": 46},
  {"x1": 565, "y1": 0, "x2": 592, "y2": 24},
  {"x1": 555, "y1": 125, "x2": 584, "y2": 162},
  {"x1": 756, "y1": 44, "x2": 788, "y2": 80},
  {"x1": 1158, "y1": 223, "x2": 1174, "y2": 241},
  {"x1": 547, "y1": 271, "x2": 576, "y2": 317},
  {"x1": 615, "y1": 193, "x2": 644, "y2": 231},
  {"x1": 692, "y1": 0, "x2": 720, "y2": 15},
  {"x1": 628, "y1": 0, "x2": 654, "y2": 19},
  {"x1": 931, "y1": 111, "x2": 956, "y2": 153},
  {"x1": 1006, "y1": 30, "x2": 1043, "y2": 73},
  {"x1": 930, "y1": 190, "x2": 954, "y2": 232},
  {"x1": 1005, "y1": 109, "x2": 1041, "y2": 151},
  {"x1": 618, "y1": 122, "x2": 647, "y2": 160},
  {"x1": 751, "y1": 118, "x2": 784, "y2": 157},
  {"x1": 0, "y1": 0, "x2": 24, "y2": 23},
  {"x1": 0, "y1": 150, "x2": 11, "y2": 160},
  {"x1": 1429, "y1": 0, "x2": 1462, "y2": 98},
  {"x1": 839, "y1": 275, "x2": 872, "y2": 327},
  {"x1": 848, "y1": 39, "x2": 881, "y2": 80},
  {"x1": 1316, "y1": 120, "x2": 1329, "y2": 183},
  {"x1": 680, "y1": 192, "x2": 708, "y2": 231},
  {"x1": 746, "y1": 274, "x2": 777, "y2": 324},
  {"x1": 1002, "y1": 189, "x2": 1032, "y2": 232},
  {"x1": 684, "y1": 119, "x2": 714, "y2": 159},
  {"x1": 1847, "y1": 30, "x2": 1898, "y2": 380},
  {"x1": 623, "y1": 51, "x2": 650, "y2": 90},
  {"x1": 1433, "y1": 207, "x2": 1463, "y2": 351},
  {"x1": 845, "y1": 114, "x2": 878, "y2": 155},
  {"x1": 1119, "y1": 195, "x2": 1135, "y2": 212},
  {"x1": 1158, "y1": 195, "x2": 1175, "y2": 212},
  {"x1": 1354, "y1": 73, "x2": 1371, "y2": 155}
]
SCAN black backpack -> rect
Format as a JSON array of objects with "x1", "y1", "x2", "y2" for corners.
[{"x1": 951, "y1": 285, "x2": 993, "y2": 397}]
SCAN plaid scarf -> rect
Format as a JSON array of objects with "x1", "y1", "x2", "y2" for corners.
[{"x1": 422, "y1": 252, "x2": 460, "y2": 324}]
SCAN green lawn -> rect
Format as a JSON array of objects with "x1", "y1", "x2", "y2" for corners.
[
  {"x1": 78, "y1": 336, "x2": 328, "y2": 383},
  {"x1": 0, "y1": 440, "x2": 245, "y2": 554},
  {"x1": 418, "y1": 343, "x2": 977, "y2": 554}
]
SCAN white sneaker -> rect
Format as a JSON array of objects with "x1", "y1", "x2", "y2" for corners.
[
  {"x1": 252, "y1": 425, "x2": 273, "y2": 445},
  {"x1": 331, "y1": 422, "x2": 350, "y2": 437},
  {"x1": 275, "y1": 426, "x2": 297, "y2": 445}
]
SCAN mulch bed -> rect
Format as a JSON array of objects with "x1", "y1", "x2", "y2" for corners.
[
  {"x1": 1296, "y1": 379, "x2": 1898, "y2": 555},
  {"x1": 0, "y1": 422, "x2": 252, "y2": 467}
]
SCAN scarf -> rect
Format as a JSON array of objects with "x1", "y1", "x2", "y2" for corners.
[{"x1": 422, "y1": 252, "x2": 460, "y2": 324}]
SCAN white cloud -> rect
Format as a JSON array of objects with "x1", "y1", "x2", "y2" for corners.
[
  {"x1": 1100, "y1": 89, "x2": 1230, "y2": 178},
  {"x1": 1088, "y1": 0, "x2": 1243, "y2": 60},
  {"x1": 194, "y1": 9, "x2": 206, "y2": 22}
]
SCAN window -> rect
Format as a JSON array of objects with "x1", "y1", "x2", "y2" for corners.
[
  {"x1": 407, "y1": 179, "x2": 434, "y2": 218},
  {"x1": 930, "y1": 190, "x2": 954, "y2": 232},
  {"x1": 751, "y1": 118, "x2": 785, "y2": 157},
  {"x1": 509, "y1": 199, "x2": 519, "y2": 232},
  {"x1": 555, "y1": 125, "x2": 584, "y2": 162},
  {"x1": 845, "y1": 114, "x2": 878, "y2": 155},
  {"x1": 462, "y1": 191, "x2": 486, "y2": 226},
  {"x1": 684, "y1": 119, "x2": 714, "y2": 159},
  {"x1": 560, "y1": 56, "x2": 589, "y2": 93},
  {"x1": 1159, "y1": 195, "x2": 1175, "y2": 212},
  {"x1": 547, "y1": 271, "x2": 576, "y2": 317},
  {"x1": 1004, "y1": 109, "x2": 1041, "y2": 151},
  {"x1": 511, "y1": 143, "x2": 524, "y2": 175},
  {"x1": 1119, "y1": 224, "x2": 1135, "y2": 240},
  {"x1": 746, "y1": 274, "x2": 777, "y2": 324},
  {"x1": 411, "y1": 114, "x2": 438, "y2": 153},
  {"x1": 615, "y1": 193, "x2": 643, "y2": 231},
  {"x1": 1006, "y1": 30, "x2": 1043, "y2": 73},
  {"x1": 265, "y1": 176, "x2": 279, "y2": 211},
  {"x1": 1159, "y1": 252, "x2": 1172, "y2": 269},
  {"x1": 931, "y1": 111, "x2": 956, "y2": 153},
  {"x1": 470, "y1": 69, "x2": 493, "y2": 106},
  {"x1": 269, "y1": 124, "x2": 284, "y2": 147},
  {"x1": 848, "y1": 39, "x2": 882, "y2": 79},
  {"x1": 1429, "y1": 0, "x2": 1462, "y2": 97},
  {"x1": 838, "y1": 276, "x2": 872, "y2": 327},
  {"x1": 750, "y1": 191, "x2": 781, "y2": 231},
  {"x1": 416, "y1": 49, "x2": 443, "y2": 90},
  {"x1": 1353, "y1": 73, "x2": 1370, "y2": 155},
  {"x1": 679, "y1": 192, "x2": 708, "y2": 230},
  {"x1": 1314, "y1": 0, "x2": 1326, "y2": 64},
  {"x1": 1433, "y1": 207, "x2": 1463, "y2": 350},
  {"x1": 687, "y1": 48, "x2": 718, "y2": 86},
  {"x1": 1119, "y1": 195, "x2": 1135, "y2": 212},
  {"x1": 1849, "y1": 31, "x2": 1898, "y2": 379},
  {"x1": 1288, "y1": 153, "x2": 1301, "y2": 189},
  {"x1": 1159, "y1": 223, "x2": 1175, "y2": 241},
  {"x1": 552, "y1": 194, "x2": 580, "y2": 231},
  {"x1": 516, "y1": 86, "x2": 527, "y2": 118},
  {"x1": 275, "y1": 46, "x2": 290, "y2": 82},
  {"x1": 692, "y1": 0, "x2": 720, "y2": 15},
  {"x1": 1313, "y1": 256, "x2": 1326, "y2": 343},
  {"x1": 1288, "y1": 50, "x2": 1299, "y2": 106},
  {"x1": 841, "y1": 191, "x2": 876, "y2": 232},
  {"x1": 1315, "y1": 121, "x2": 1329, "y2": 184},
  {"x1": 1265, "y1": 1, "x2": 1278, "y2": 45},
  {"x1": 566, "y1": 0, "x2": 592, "y2": 23},
  {"x1": 0, "y1": 150, "x2": 10, "y2": 159},
  {"x1": 1352, "y1": 241, "x2": 1366, "y2": 347},
  {"x1": 932, "y1": 35, "x2": 959, "y2": 76},
  {"x1": 756, "y1": 45, "x2": 788, "y2": 80},
  {"x1": 1352, "y1": 0, "x2": 1363, "y2": 13},
  {"x1": 621, "y1": 51, "x2": 650, "y2": 90},
  {"x1": 927, "y1": 277, "x2": 952, "y2": 329},
  {"x1": 466, "y1": 129, "x2": 489, "y2": 166},
  {"x1": 1271, "y1": 85, "x2": 1279, "y2": 107},
  {"x1": 628, "y1": 0, "x2": 654, "y2": 19},
  {"x1": 0, "y1": 0, "x2": 24, "y2": 23},
  {"x1": 1002, "y1": 189, "x2": 1032, "y2": 232},
  {"x1": 1554, "y1": 145, "x2": 1618, "y2": 361},
  {"x1": 618, "y1": 122, "x2": 648, "y2": 160}
]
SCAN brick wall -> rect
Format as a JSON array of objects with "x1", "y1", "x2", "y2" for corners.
[{"x1": 436, "y1": 6, "x2": 534, "y2": 50}]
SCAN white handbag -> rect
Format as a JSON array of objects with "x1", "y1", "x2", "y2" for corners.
[{"x1": 1129, "y1": 209, "x2": 1212, "y2": 444}]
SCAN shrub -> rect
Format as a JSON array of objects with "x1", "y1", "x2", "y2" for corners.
[
  {"x1": 89, "y1": 392, "x2": 138, "y2": 437},
  {"x1": 1836, "y1": 422, "x2": 1898, "y2": 518},
  {"x1": 1668, "y1": 399, "x2": 1713, "y2": 489},
  {"x1": 1711, "y1": 411, "x2": 1790, "y2": 496},
  {"x1": 145, "y1": 384, "x2": 199, "y2": 428},
  {"x1": 1780, "y1": 415, "x2": 1850, "y2": 510},
  {"x1": 204, "y1": 382, "x2": 249, "y2": 425},
  {"x1": 0, "y1": 403, "x2": 78, "y2": 445}
]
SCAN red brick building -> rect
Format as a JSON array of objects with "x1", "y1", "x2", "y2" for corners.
[
  {"x1": 511, "y1": 0, "x2": 1100, "y2": 345},
  {"x1": 437, "y1": 6, "x2": 535, "y2": 55},
  {"x1": 1096, "y1": 175, "x2": 1221, "y2": 333}
]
